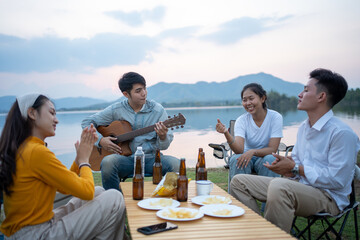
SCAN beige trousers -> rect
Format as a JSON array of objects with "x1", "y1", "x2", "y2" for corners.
[
  {"x1": 230, "y1": 174, "x2": 340, "y2": 233},
  {"x1": 6, "y1": 186, "x2": 126, "y2": 240}
]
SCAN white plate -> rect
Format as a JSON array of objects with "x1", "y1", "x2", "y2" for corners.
[
  {"x1": 137, "y1": 198, "x2": 180, "y2": 210},
  {"x1": 156, "y1": 207, "x2": 204, "y2": 221},
  {"x1": 200, "y1": 204, "x2": 245, "y2": 218},
  {"x1": 191, "y1": 195, "x2": 232, "y2": 206}
]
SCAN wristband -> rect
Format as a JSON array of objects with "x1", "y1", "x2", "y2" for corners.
[{"x1": 79, "y1": 163, "x2": 91, "y2": 169}]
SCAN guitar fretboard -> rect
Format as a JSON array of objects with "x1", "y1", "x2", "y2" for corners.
[{"x1": 116, "y1": 124, "x2": 156, "y2": 142}]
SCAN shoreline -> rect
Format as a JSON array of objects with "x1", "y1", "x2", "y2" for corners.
[{"x1": 54, "y1": 105, "x2": 243, "y2": 114}]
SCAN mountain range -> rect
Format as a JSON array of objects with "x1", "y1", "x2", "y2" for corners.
[
  {"x1": 147, "y1": 72, "x2": 303, "y2": 104},
  {"x1": 0, "y1": 72, "x2": 304, "y2": 113}
]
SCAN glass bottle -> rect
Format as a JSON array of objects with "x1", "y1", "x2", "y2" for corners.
[
  {"x1": 195, "y1": 148, "x2": 203, "y2": 181},
  {"x1": 133, "y1": 147, "x2": 144, "y2": 200},
  {"x1": 134, "y1": 146, "x2": 145, "y2": 177},
  {"x1": 133, "y1": 156, "x2": 144, "y2": 200},
  {"x1": 177, "y1": 158, "x2": 188, "y2": 202},
  {"x1": 153, "y1": 149, "x2": 162, "y2": 184},
  {"x1": 197, "y1": 151, "x2": 207, "y2": 180}
]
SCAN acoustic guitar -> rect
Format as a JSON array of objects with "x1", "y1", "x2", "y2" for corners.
[{"x1": 89, "y1": 113, "x2": 186, "y2": 171}]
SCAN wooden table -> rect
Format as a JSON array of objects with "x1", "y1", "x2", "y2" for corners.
[{"x1": 121, "y1": 181, "x2": 294, "y2": 239}]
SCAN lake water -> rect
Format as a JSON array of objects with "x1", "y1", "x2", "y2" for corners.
[{"x1": 0, "y1": 106, "x2": 359, "y2": 169}]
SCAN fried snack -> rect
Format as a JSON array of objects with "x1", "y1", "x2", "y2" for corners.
[
  {"x1": 202, "y1": 196, "x2": 231, "y2": 205},
  {"x1": 162, "y1": 208, "x2": 197, "y2": 219},
  {"x1": 151, "y1": 172, "x2": 178, "y2": 197},
  {"x1": 149, "y1": 198, "x2": 173, "y2": 207},
  {"x1": 213, "y1": 209, "x2": 233, "y2": 216},
  {"x1": 163, "y1": 172, "x2": 178, "y2": 188}
]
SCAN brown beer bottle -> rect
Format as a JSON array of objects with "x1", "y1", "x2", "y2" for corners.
[
  {"x1": 153, "y1": 149, "x2": 162, "y2": 184},
  {"x1": 177, "y1": 158, "x2": 188, "y2": 202},
  {"x1": 197, "y1": 151, "x2": 207, "y2": 180},
  {"x1": 133, "y1": 156, "x2": 144, "y2": 200},
  {"x1": 195, "y1": 148, "x2": 203, "y2": 181}
]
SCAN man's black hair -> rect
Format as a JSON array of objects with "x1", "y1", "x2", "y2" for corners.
[
  {"x1": 118, "y1": 72, "x2": 146, "y2": 94},
  {"x1": 310, "y1": 68, "x2": 348, "y2": 108}
]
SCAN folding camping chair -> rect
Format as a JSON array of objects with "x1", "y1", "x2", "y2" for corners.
[
  {"x1": 291, "y1": 166, "x2": 360, "y2": 240},
  {"x1": 208, "y1": 119, "x2": 294, "y2": 192}
]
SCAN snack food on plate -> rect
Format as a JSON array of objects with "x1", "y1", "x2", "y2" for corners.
[
  {"x1": 162, "y1": 208, "x2": 197, "y2": 219},
  {"x1": 202, "y1": 196, "x2": 231, "y2": 205},
  {"x1": 149, "y1": 198, "x2": 173, "y2": 207},
  {"x1": 213, "y1": 209, "x2": 233, "y2": 216}
]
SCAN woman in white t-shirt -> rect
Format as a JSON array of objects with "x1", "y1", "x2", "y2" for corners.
[{"x1": 216, "y1": 83, "x2": 283, "y2": 180}]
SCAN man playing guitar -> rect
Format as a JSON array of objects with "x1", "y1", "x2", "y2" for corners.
[{"x1": 81, "y1": 72, "x2": 180, "y2": 191}]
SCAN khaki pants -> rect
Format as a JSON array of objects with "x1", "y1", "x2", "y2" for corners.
[
  {"x1": 6, "y1": 186, "x2": 126, "y2": 240},
  {"x1": 230, "y1": 174, "x2": 340, "y2": 233}
]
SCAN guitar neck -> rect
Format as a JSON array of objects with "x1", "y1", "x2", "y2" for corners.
[{"x1": 116, "y1": 124, "x2": 156, "y2": 142}]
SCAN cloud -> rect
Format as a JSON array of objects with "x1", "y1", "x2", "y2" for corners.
[
  {"x1": 105, "y1": 6, "x2": 166, "y2": 27},
  {"x1": 157, "y1": 26, "x2": 200, "y2": 40},
  {"x1": 201, "y1": 16, "x2": 291, "y2": 45},
  {"x1": 0, "y1": 33, "x2": 158, "y2": 73}
]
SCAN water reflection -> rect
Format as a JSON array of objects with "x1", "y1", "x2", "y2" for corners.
[
  {"x1": 0, "y1": 107, "x2": 358, "y2": 169},
  {"x1": 166, "y1": 106, "x2": 308, "y2": 131}
]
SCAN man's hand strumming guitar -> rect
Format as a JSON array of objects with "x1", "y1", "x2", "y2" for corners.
[{"x1": 100, "y1": 136, "x2": 122, "y2": 154}]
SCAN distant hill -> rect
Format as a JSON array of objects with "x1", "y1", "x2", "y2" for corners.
[
  {"x1": 0, "y1": 72, "x2": 304, "y2": 113},
  {"x1": 77, "y1": 72, "x2": 304, "y2": 110},
  {"x1": 147, "y1": 72, "x2": 303, "y2": 104},
  {"x1": 53, "y1": 97, "x2": 107, "y2": 110}
]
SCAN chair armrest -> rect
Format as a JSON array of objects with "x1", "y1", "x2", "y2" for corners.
[
  {"x1": 285, "y1": 145, "x2": 294, "y2": 157},
  {"x1": 208, "y1": 143, "x2": 229, "y2": 160},
  {"x1": 208, "y1": 143, "x2": 226, "y2": 151},
  {"x1": 286, "y1": 145, "x2": 294, "y2": 151}
]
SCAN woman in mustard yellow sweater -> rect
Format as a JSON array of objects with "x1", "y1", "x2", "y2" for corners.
[{"x1": 0, "y1": 94, "x2": 126, "y2": 239}]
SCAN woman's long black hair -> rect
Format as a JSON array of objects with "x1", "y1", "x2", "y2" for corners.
[{"x1": 0, "y1": 95, "x2": 49, "y2": 196}]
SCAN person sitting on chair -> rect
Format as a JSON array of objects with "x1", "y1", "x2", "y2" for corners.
[
  {"x1": 0, "y1": 94, "x2": 126, "y2": 239},
  {"x1": 81, "y1": 72, "x2": 179, "y2": 191},
  {"x1": 229, "y1": 68, "x2": 359, "y2": 233},
  {"x1": 216, "y1": 83, "x2": 283, "y2": 180}
]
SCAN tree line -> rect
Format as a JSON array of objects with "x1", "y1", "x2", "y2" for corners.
[
  {"x1": 160, "y1": 90, "x2": 299, "y2": 112},
  {"x1": 334, "y1": 88, "x2": 360, "y2": 114},
  {"x1": 160, "y1": 88, "x2": 360, "y2": 114}
]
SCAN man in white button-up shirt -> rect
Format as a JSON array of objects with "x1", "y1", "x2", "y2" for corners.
[{"x1": 229, "y1": 68, "x2": 359, "y2": 233}]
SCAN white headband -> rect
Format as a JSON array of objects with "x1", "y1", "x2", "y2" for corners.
[{"x1": 16, "y1": 93, "x2": 42, "y2": 120}]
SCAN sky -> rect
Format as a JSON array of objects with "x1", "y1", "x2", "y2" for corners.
[{"x1": 0, "y1": 0, "x2": 359, "y2": 101}]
